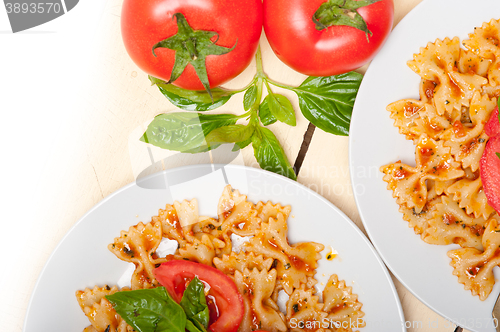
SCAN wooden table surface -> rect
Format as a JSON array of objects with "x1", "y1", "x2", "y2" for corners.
[{"x1": 1, "y1": 0, "x2": 473, "y2": 331}]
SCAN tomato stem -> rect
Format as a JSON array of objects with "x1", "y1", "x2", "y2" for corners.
[
  {"x1": 312, "y1": 0, "x2": 380, "y2": 39},
  {"x1": 151, "y1": 13, "x2": 237, "y2": 101}
]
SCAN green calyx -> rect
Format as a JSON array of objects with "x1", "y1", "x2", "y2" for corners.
[
  {"x1": 312, "y1": 0, "x2": 381, "y2": 39},
  {"x1": 152, "y1": 13, "x2": 236, "y2": 101}
]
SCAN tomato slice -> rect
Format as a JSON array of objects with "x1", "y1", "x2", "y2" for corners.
[
  {"x1": 154, "y1": 260, "x2": 244, "y2": 332},
  {"x1": 480, "y1": 135, "x2": 500, "y2": 214},
  {"x1": 485, "y1": 106, "x2": 500, "y2": 138}
]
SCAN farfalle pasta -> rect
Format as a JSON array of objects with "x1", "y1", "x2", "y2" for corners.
[
  {"x1": 382, "y1": 18, "x2": 500, "y2": 300},
  {"x1": 77, "y1": 185, "x2": 365, "y2": 332}
]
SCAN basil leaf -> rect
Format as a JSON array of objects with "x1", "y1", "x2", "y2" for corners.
[
  {"x1": 205, "y1": 124, "x2": 255, "y2": 147},
  {"x1": 185, "y1": 319, "x2": 205, "y2": 332},
  {"x1": 293, "y1": 71, "x2": 362, "y2": 136},
  {"x1": 258, "y1": 97, "x2": 277, "y2": 126},
  {"x1": 243, "y1": 85, "x2": 258, "y2": 111},
  {"x1": 265, "y1": 92, "x2": 296, "y2": 126},
  {"x1": 252, "y1": 127, "x2": 296, "y2": 180},
  {"x1": 141, "y1": 112, "x2": 238, "y2": 153},
  {"x1": 106, "y1": 287, "x2": 186, "y2": 332},
  {"x1": 180, "y1": 277, "x2": 209, "y2": 330},
  {"x1": 150, "y1": 76, "x2": 234, "y2": 112},
  {"x1": 232, "y1": 138, "x2": 252, "y2": 151}
]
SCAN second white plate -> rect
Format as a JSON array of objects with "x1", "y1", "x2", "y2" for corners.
[{"x1": 350, "y1": 1, "x2": 500, "y2": 331}]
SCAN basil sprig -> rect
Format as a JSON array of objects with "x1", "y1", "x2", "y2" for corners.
[
  {"x1": 106, "y1": 278, "x2": 209, "y2": 332},
  {"x1": 143, "y1": 46, "x2": 362, "y2": 180}
]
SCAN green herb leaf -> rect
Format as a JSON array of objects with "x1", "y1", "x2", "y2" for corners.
[
  {"x1": 106, "y1": 287, "x2": 186, "y2": 332},
  {"x1": 252, "y1": 126, "x2": 296, "y2": 180},
  {"x1": 140, "y1": 112, "x2": 238, "y2": 153},
  {"x1": 150, "y1": 76, "x2": 234, "y2": 112},
  {"x1": 232, "y1": 137, "x2": 252, "y2": 151},
  {"x1": 258, "y1": 97, "x2": 278, "y2": 126},
  {"x1": 180, "y1": 277, "x2": 209, "y2": 331},
  {"x1": 151, "y1": 13, "x2": 236, "y2": 99},
  {"x1": 185, "y1": 320, "x2": 205, "y2": 332},
  {"x1": 265, "y1": 92, "x2": 296, "y2": 126},
  {"x1": 243, "y1": 85, "x2": 258, "y2": 111},
  {"x1": 496, "y1": 152, "x2": 500, "y2": 160},
  {"x1": 293, "y1": 72, "x2": 362, "y2": 136},
  {"x1": 205, "y1": 124, "x2": 255, "y2": 147}
]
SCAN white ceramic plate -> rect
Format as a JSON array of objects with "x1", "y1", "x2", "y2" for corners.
[
  {"x1": 350, "y1": 1, "x2": 500, "y2": 331},
  {"x1": 23, "y1": 164, "x2": 404, "y2": 331}
]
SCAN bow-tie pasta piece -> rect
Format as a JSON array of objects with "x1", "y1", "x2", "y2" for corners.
[
  {"x1": 234, "y1": 268, "x2": 287, "y2": 332},
  {"x1": 381, "y1": 135, "x2": 465, "y2": 213},
  {"x1": 446, "y1": 176, "x2": 495, "y2": 220},
  {"x1": 218, "y1": 187, "x2": 262, "y2": 238},
  {"x1": 245, "y1": 211, "x2": 324, "y2": 295},
  {"x1": 408, "y1": 37, "x2": 488, "y2": 115},
  {"x1": 108, "y1": 220, "x2": 165, "y2": 290},
  {"x1": 255, "y1": 200, "x2": 292, "y2": 224},
  {"x1": 422, "y1": 195, "x2": 488, "y2": 250},
  {"x1": 448, "y1": 218, "x2": 500, "y2": 300},
  {"x1": 213, "y1": 251, "x2": 274, "y2": 275},
  {"x1": 399, "y1": 197, "x2": 440, "y2": 235},
  {"x1": 457, "y1": 48, "x2": 492, "y2": 78},
  {"x1": 76, "y1": 285, "x2": 132, "y2": 332},
  {"x1": 286, "y1": 285, "x2": 327, "y2": 331},
  {"x1": 441, "y1": 91, "x2": 495, "y2": 171},
  {"x1": 323, "y1": 274, "x2": 365, "y2": 331},
  {"x1": 463, "y1": 19, "x2": 500, "y2": 87},
  {"x1": 387, "y1": 99, "x2": 452, "y2": 142},
  {"x1": 386, "y1": 99, "x2": 425, "y2": 141}
]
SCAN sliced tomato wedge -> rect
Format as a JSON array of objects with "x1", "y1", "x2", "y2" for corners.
[
  {"x1": 154, "y1": 260, "x2": 244, "y2": 332},
  {"x1": 480, "y1": 135, "x2": 500, "y2": 213},
  {"x1": 485, "y1": 106, "x2": 500, "y2": 138}
]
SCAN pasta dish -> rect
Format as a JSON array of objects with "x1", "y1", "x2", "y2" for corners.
[
  {"x1": 381, "y1": 19, "x2": 500, "y2": 301},
  {"x1": 76, "y1": 185, "x2": 365, "y2": 332}
]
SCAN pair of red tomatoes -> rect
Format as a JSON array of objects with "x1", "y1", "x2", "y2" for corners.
[{"x1": 121, "y1": 0, "x2": 394, "y2": 91}]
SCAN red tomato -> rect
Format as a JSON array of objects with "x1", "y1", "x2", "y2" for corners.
[
  {"x1": 154, "y1": 260, "x2": 244, "y2": 332},
  {"x1": 480, "y1": 135, "x2": 500, "y2": 214},
  {"x1": 121, "y1": 0, "x2": 263, "y2": 90},
  {"x1": 481, "y1": 108, "x2": 500, "y2": 214},
  {"x1": 485, "y1": 106, "x2": 500, "y2": 137},
  {"x1": 263, "y1": 0, "x2": 394, "y2": 76}
]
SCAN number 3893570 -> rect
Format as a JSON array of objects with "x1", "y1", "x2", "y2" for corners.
[{"x1": 5, "y1": 2, "x2": 62, "y2": 14}]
